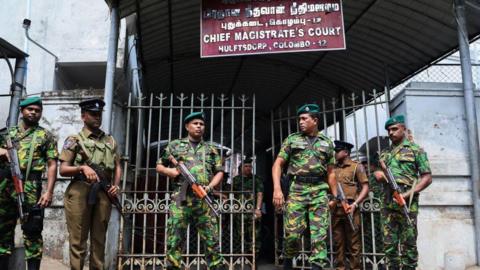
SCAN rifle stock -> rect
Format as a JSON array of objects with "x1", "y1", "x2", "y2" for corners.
[
  {"x1": 336, "y1": 182, "x2": 357, "y2": 231},
  {"x1": 380, "y1": 160, "x2": 412, "y2": 225}
]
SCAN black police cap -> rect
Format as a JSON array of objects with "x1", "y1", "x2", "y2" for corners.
[
  {"x1": 79, "y1": 98, "x2": 105, "y2": 112},
  {"x1": 334, "y1": 140, "x2": 354, "y2": 151}
]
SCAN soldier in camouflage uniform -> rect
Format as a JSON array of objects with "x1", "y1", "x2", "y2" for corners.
[
  {"x1": 230, "y1": 158, "x2": 264, "y2": 255},
  {"x1": 156, "y1": 112, "x2": 225, "y2": 270},
  {"x1": 59, "y1": 99, "x2": 122, "y2": 270},
  {"x1": 374, "y1": 115, "x2": 432, "y2": 270},
  {"x1": 0, "y1": 97, "x2": 58, "y2": 270},
  {"x1": 272, "y1": 104, "x2": 338, "y2": 270}
]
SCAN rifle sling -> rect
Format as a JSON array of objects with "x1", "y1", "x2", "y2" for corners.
[{"x1": 25, "y1": 131, "x2": 38, "y2": 182}]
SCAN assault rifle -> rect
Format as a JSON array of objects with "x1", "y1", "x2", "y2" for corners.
[
  {"x1": 82, "y1": 163, "x2": 123, "y2": 215},
  {"x1": 5, "y1": 135, "x2": 25, "y2": 221},
  {"x1": 379, "y1": 160, "x2": 412, "y2": 225},
  {"x1": 169, "y1": 156, "x2": 219, "y2": 217},
  {"x1": 336, "y1": 182, "x2": 357, "y2": 231}
]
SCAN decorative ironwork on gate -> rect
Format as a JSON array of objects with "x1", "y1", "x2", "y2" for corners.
[
  {"x1": 270, "y1": 89, "x2": 389, "y2": 270},
  {"x1": 117, "y1": 92, "x2": 257, "y2": 270}
]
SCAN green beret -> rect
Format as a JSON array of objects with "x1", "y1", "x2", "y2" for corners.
[
  {"x1": 385, "y1": 115, "x2": 405, "y2": 129},
  {"x1": 297, "y1": 104, "x2": 320, "y2": 115},
  {"x1": 184, "y1": 111, "x2": 205, "y2": 123},
  {"x1": 19, "y1": 96, "x2": 42, "y2": 109}
]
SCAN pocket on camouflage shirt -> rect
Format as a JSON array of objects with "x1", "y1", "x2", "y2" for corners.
[{"x1": 398, "y1": 151, "x2": 415, "y2": 163}]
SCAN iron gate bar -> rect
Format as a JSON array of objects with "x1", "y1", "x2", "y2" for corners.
[
  {"x1": 362, "y1": 91, "x2": 371, "y2": 175},
  {"x1": 118, "y1": 94, "x2": 132, "y2": 270},
  {"x1": 332, "y1": 98, "x2": 338, "y2": 140},
  {"x1": 351, "y1": 92, "x2": 360, "y2": 159}
]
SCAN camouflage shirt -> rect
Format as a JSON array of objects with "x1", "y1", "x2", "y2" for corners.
[
  {"x1": 232, "y1": 174, "x2": 264, "y2": 194},
  {"x1": 379, "y1": 138, "x2": 431, "y2": 186},
  {"x1": 231, "y1": 174, "x2": 264, "y2": 204},
  {"x1": 159, "y1": 137, "x2": 223, "y2": 187},
  {"x1": 278, "y1": 131, "x2": 335, "y2": 177},
  {"x1": 0, "y1": 120, "x2": 58, "y2": 173}
]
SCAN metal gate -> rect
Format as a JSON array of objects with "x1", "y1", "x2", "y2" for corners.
[
  {"x1": 117, "y1": 92, "x2": 257, "y2": 269},
  {"x1": 270, "y1": 89, "x2": 389, "y2": 270}
]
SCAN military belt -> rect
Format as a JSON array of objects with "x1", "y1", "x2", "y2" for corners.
[{"x1": 293, "y1": 175, "x2": 324, "y2": 184}]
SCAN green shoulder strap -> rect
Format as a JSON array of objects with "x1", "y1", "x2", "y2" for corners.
[{"x1": 25, "y1": 131, "x2": 38, "y2": 181}]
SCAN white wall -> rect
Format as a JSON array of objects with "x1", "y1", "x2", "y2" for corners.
[{"x1": 0, "y1": 0, "x2": 111, "y2": 125}]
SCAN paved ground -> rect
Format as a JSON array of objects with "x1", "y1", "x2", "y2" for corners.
[{"x1": 40, "y1": 256, "x2": 69, "y2": 270}]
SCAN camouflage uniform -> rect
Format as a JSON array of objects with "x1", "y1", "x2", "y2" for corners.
[
  {"x1": 332, "y1": 159, "x2": 368, "y2": 270},
  {"x1": 379, "y1": 138, "x2": 431, "y2": 269},
  {"x1": 0, "y1": 121, "x2": 58, "y2": 260},
  {"x1": 159, "y1": 137, "x2": 224, "y2": 269},
  {"x1": 230, "y1": 174, "x2": 264, "y2": 254},
  {"x1": 278, "y1": 132, "x2": 335, "y2": 267}
]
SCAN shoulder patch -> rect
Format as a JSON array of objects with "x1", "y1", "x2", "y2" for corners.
[{"x1": 63, "y1": 136, "x2": 77, "y2": 150}]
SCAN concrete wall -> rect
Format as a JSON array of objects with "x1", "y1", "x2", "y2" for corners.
[
  {"x1": 390, "y1": 82, "x2": 480, "y2": 269},
  {"x1": 0, "y1": 0, "x2": 111, "y2": 125}
]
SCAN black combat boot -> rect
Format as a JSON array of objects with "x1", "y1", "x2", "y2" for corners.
[
  {"x1": 283, "y1": 258, "x2": 293, "y2": 270},
  {"x1": 27, "y1": 258, "x2": 41, "y2": 270},
  {"x1": 0, "y1": 256, "x2": 10, "y2": 269}
]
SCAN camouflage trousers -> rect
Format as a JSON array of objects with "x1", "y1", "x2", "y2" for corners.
[
  {"x1": 284, "y1": 182, "x2": 329, "y2": 267},
  {"x1": 382, "y1": 197, "x2": 419, "y2": 269},
  {"x1": 232, "y1": 213, "x2": 261, "y2": 254},
  {"x1": 167, "y1": 196, "x2": 223, "y2": 269},
  {"x1": 0, "y1": 178, "x2": 43, "y2": 259}
]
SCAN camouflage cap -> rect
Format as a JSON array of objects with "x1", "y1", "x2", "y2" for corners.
[
  {"x1": 19, "y1": 96, "x2": 42, "y2": 109},
  {"x1": 79, "y1": 98, "x2": 105, "y2": 112},
  {"x1": 184, "y1": 111, "x2": 205, "y2": 123},
  {"x1": 297, "y1": 104, "x2": 320, "y2": 115},
  {"x1": 384, "y1": 114, "x2": 405, "y2": 129}
]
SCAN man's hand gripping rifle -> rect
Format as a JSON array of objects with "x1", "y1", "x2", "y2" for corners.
[
  {"x1": 379, "y1": 160, "x2": 412, "y2": 225},
  {"x1": 169, "y1": 155, "x2": 219, "y2": 217}
]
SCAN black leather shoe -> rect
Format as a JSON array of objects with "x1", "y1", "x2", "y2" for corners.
[
  {"x1": 27, "y1": 259, "x2": 41, "y2": 270},
  {"x1": 311, "y1": 264, "x2": 323, "y2": 270},
  {"x1": 283, "y1": 258, "x2": 293, "y2": 270}
]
